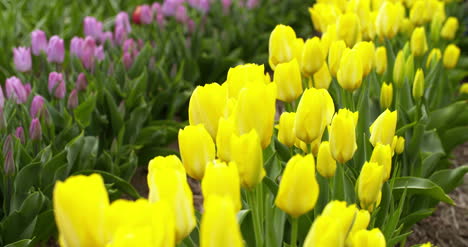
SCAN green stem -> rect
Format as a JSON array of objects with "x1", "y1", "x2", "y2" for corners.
[
  {"x1": 290, "y1": 217, "x2": 299, "y2": 247},
  {"x1": 247, "y1": 187, "x2": 263, "y2": 247}
]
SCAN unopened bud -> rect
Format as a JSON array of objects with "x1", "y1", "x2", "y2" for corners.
[
  {"x1": 68, "y1": 89, "x2": 79, "y2": 110},
  {"x1": 29, "y1": 118, "x2": 42, "y2": 141},
  {"x1": 15, "y1": 127, "x2": 25, "y2": 144}
]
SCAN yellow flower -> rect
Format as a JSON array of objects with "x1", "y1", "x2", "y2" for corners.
[
  {"x1": 380, "y1": 82, "x2": 393, "y2": 110},
  {"x1": 147, "y1": 155, "x2": 196, "y2": 242},
  {"x1": 294, "y1": 88, "x2": 335, "y2": 143},
  {"x1": 178, "y1": 124, "x2": 215, "y2": 180},
  {"x1": 426, "y1": 48, "x2": 442, "y2": 68},
  {"x1": 351, "y1": 228, "x2": 386, "y2": 247},
  {"x1": 409, "y1": 0, "x2": 425, "y2": 26},
  {"x1": 200, "y1": 196, "x2": 244, "y2": 247},
  {"x1": 54, "y1": 174, "x2": 109, "y2": 247},
  {"x1": 374, "y1": 46, "x2": 387, "y2": 75},
  {"x1": 336, "y1": 12, "x2": 361, "y2": 47},
  {"x1": 354, "y1": 41, "x2": 375, "y2": 77},
  {"x1": 393, "y1": 51, "x2": 405, "y2": 88},
  {"x1": 202, "y1": 160, "x2": 241, "y2": 212},
  {"x1": 303, "y1": 215, "x2": 345, "y2": 247},
  {"x1": 443, "y1": 44, "x2": 461, "y2": 69},
  {"x1": 369, "y1": 109, "x2": 397, "y2": 146},
  {"x1": 395, "y1": 136, "x2": 405, "y2": 154},
  {"x1": 277, "y1": 112, "x2": 297, "y2": 147},
  {"x1": 233, "y1": 82, "x2": 276, "y2": 148},
  {"x1": 421, "y1": 242, "x2": 434, "y2": 247},
  {"x1": 410, "y1": 27, "x2": 428, "y2": 57},
  {"x1": 345, "y1": 209, "x2": 371, "y2": 247},
  {"x1": 294, "y1": 138, "x2": 309, "y2": 153},
  {"x1": 313, "y1": 62, "x2": 332, "y2": 89},
  {"x1": 269, "y1": 25, "x2": 298, "y2": 70},
  {"x1": 370, "y1": 143, "x2": 393, "y2": 181},
  {"x1": 321, "y1": 24, "x2": 337, "y2": 56},
  {"x1": 358, "y1": 162, "x2": 384, "y2": 211},
  {"x1": 329, "y1": 109, "x2": 359, "y2": 163},
  {"x1": 375, "y1": 1, "x2": 400, "y2": 39},
  {"x1": 225, "y1": 64, "x2": 270, "y2": 99},
  {"x1": 309, "y1": 3, "x2": 342, "y2": 33},
  {"x1": 337, "y1": 48, "x2": 364, "y2": 91},
  {"x1": 230, "y1": 130, "x2": 265, "y2": 189},
  {"x1": 441, "y1": 17, "x2": 459, "y2": 40},
  {"x1": 321, "y1": 201, "x2": 358, "y2": 234},
  {"x1": 275, "y1": 154, "x2": 319, "y2": 217},
  {"x1": 189, "y1": 83, "x2": 227, "y2": 139},
  {"x1": 328, "y1": 40, "x2": 347, "y2": 78},
  {"x1": 301, "y1": 37, "x2": 325, "y2": 77},
  {"x1": 216, "y1": 117, "x2": 235, "y2": 161},
  {"x1": 317, "y1": 141, "x2": 337, "y2": 178},
  {"x1": 460, "y1": 83, "x2": 468, "y2": 94},
  {"x1": 412, "y1": 69, "x2": 425, "y2": 101},
  {"x1": 274, "y1": 59, "x2": 303, "y2": 102},
  {"x1": 400, "y1": 18, "x2": 414, "y2": 36}
]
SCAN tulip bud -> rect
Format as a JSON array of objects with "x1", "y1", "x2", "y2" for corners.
[
  {"x1": 412, "y1": 69, "x2": 425, "y2": 101},
  {"x1": 269, "y1": 25, "x2": 298, "y2": 70},
  {"x1": 0, "y1": 87, "x2": 4, "y2": 108},
  {"x1": 351, "y1": 228, "x2": 386, "y2": 247},
  {"x1": 3, "y1": 135, "x2": 12, "y2": 156},
  {"x1": 13, "y1": 47, "x2": 32, "y2": 72},
  {"x1": 301, "y1": 37, "x2": 325, "y2": 76},
  {"x1": 0, "y1": 108, "x2": 5, "y2": 130},
  {"x1": 47, "y1": 35, "x2": 65, "y2": 63},
  {"x1": 15, "y1": 127, "x2": 25, "y2": 144},
  {"x1": 410, "y1": 27, "x2": 428, "y2": 57},
  {"x1": 369, "y1": 109, "x2": 397, "y2": 146},
  {"x1": 30, "y1": 95, "x2": 45, "y2": 118},
  {"x1": 459, "y1": 83, "x2": 468, "y2": 94},
  {"x1": 308, "y1": 3, "x2": 340, "y2": 33},
  {"x1": 147, "y1": 155, "x2": 196, "y2": 242},
  {"x1": 329, "y1": 109, "x2": 359, "y2": 163},
  {"x1": 337, "y1": 49, "x2": 364, "y2": 91},
  {"x1": 320, "y1": 24, "x2": 336, "y2": 56},
  {"x1": 29, "y1": 118, "x2": 42, "y2": 141},
  {"x1": 295, "y1": 88, "x2": 334, "y2": 144},
  {"x1": 70, "y1": 37, "x2": 84, "y2": 57},
  {"x1": 275, "y1": 154, "x2": 319, "y2": 217},
  {"x1": 48, "y1": 72, "x2": 66, "y2": 99},
  {"x1": 189, "y1": 83, "x2": 228, "y2": 140},
  {"x1": 426, "y1": 48, "x2": 441, "y2": 69},
  {"x1": 115, "y1": 12, "x2": 132, "y2": 34},
  {"x1": 81, "y1": 36, "x2": 96, "y2": 70},
  {"x1": 54, "y1": 174, "x2": 109, "y2": 246},
  {"x1": 358, "y1": 162, "x2": 384, "y2": 211},
  {"x1": 400, "y1": 18, "x2": 414, "y2": 36},
  {"x1": 200, "y1": 196, "x2": 244, "y2": 247},
  {"x1": 277, "y1": 112, "x2": 296, "y2": 147},
  {"x1": 395, "y1": 136, "x2": 405, "y2": 154},
  {"x1": 95, "y1": 45, "x2": 105, "y2": 62},
  {"x1": 380, "y1": 82, "x2": 393, "y2": 110},
  {"x1": 430, "y1": 15, "x2": 443, "y2": 44},
  {"x1": 328, "y1": 40, "x2": 347, "y2": 78},
  {"x1": 31, "y1": 30, "x2": 48, "y2": 56},
  {"x1": 83, "y1": 16, "x2": 103, "y2": 40},
  {"x1": 405, "y1": 54, "x2": 415, "y2": 82},
  {"x1": 175, "y1": 5, "x2": 188, "y2": 23},
  {"x1": 441, "y1": 17, "x2": 458, "y2": 40},
  {"x1": 374, "y1": 46, "x2": 387, "y2": 75},
  {"x1": 421, "y1": 242, "x2": 434, "y2": 247},
  {"x1": 68, "y1": 89, "x2": 79, "y2": 110},
  {"x1": 99, "y1": 32, "x2": 113, "y2": 45},
  {"x1": 370, "y1": 143, "x2": 393, "y2": 181},
  {"x1": 5, "y1": 76, "x2": 28, "y2": 104},
  {"x1": 4, "y1": 150, "x2": 15, "y2": 176},
  {"x1": 393, "y1": 51, "x2": 405, "y2": 88},
  {"x1": 317, "y1": 141, "x2": 336, "y2": 178},
  {"x1": 140, "y1": 5, "x2": 154, "y2": 25},
  {"x1": 336, "y1": 13, "x2": 361, "y2": 47},
  {"x1": 216, "y1": 117, "x2": 235, "y2": 161},
  {"x1": 376, "y1": 2, "x2": 400, "y2": 39},
  {"x1": 224, "y1": 64, "x2": 269, "y2": 99},
  {"x1": 274, "y1": 59, "x2": 303, "y2": 102},
  {"x1": 313, "y1": 62, "x2": 332, "y2": 89},
  {"x1": 123, "y1": 52, "x2": 133, "y2": 69},
  {"x1": 443, "y1": 44, "x2": 461, "y2": 69},
  {"x1": 354, "y1": 42, "x2": 375, "y2": 77},
  {"x1": 201, "y1": 160, "x2": 241, "y2": 211},
  {"x1": 345, "y1": 209, "x2": 371, "y2": 246},
  {"x1": 76, "y1": 73, "x2": 88, "y2": 91},
  {"x1": 230, "y1": 130, "x2": 264, "y2": 189},
  {"x1": 178, "y1": 124, "x2": 215, "y2": 180},
  {"x1": 409, "y1": 0, "x2": 425, "y2": 26}
]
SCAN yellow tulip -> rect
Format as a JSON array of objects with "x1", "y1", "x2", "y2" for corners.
[
  {"x1": 430, "y1": 14, "x2": 444, "y2": 44},
  {"x1": 412, "y1": 69, "x2": 425, "y2": 101},
  {"x1": 336, "y1": 12, "x2": 361, "y2": 47},
  {"x1": 321, "y1": 24, "x2": 337, "y2": 56},
  {"x1": 309, "y1": 3, "x2": 342, "y2": 33},
  {"x1": 337, "y1": 48, "x2": 364, "y2": 91},
  {"x1": 354, "y1": 41, "x2": 375, "y2": 77},
  {"x1": 301, "y1": 37, "x2": 325, "y2": 76},
  {"x1": 400, "y1": 18, "x2": 414, "y2": 36},
  {"x1": 358, "y1": 162, "x2": 384, "y2": 211},
  {"x1": 374, "y1": 46, "x2": 387, "y2": 75},
  {"x1": 443, "y1": 44, "x2": 461, "y2": 69},
  {"x1": 441, "y1": 17, "x2": 459, "y2": 40},
  {"x1": 269, "y1": 25, "x2": 298, "y2": 70},
  {"x1": 405, "y1": 54, "x2": 415, "y2": 85},
  {"x1": 410, "y1": 27, "x2": 428, "y2": 57},
  {"x1": 426, "y1": 48, "x2": 442, "y2": 68},
  {"x1": 178, "y1": 124, "x2": 215, "y2": 180},
  {"x1": 274, "y1": 59, "x2": 303, "y2": 102},
  {"x1": 200, "y1": 196, "x2": 244, "y2": 247},
  {"x1": 303, "y1": 215, "x2": 345, "y2": 247},
  {"x1": 230, "y1": 130, "x2": 264, "y2": 189},
  {"x1": 293, "y1": 38, "x2": 305, "y2": 68},
  {"x1": 277, "y1": 112, "x2": 297, "y2": 147},
  {"x1": 147, "y1": 155, "x2": 196, "y2": 242},
  {"x1": 346, "y1": 0, "x2": 372, "y2": 41},
  {"x1": 393, "y1": 51, "x2": 405, "y2": 88},
  {"x1": 460, "y1": 83, "x2": 468, "y2": 94},
  {"x1": 328, "y1": 40, "x2": 347, "y2": 78},
  {"x1": 365, "y1": 11, "x2": 377, "y2": 40},
  {"x1": 317, "y1": 141, "x2": 337, "y2": 178},
  {"x1": 380, "y1": 82, "x2": 393, "y2": 109},
  {"x1": 321, "y1": 201, "x2": 358, "y2": 233},
  {"x1": 225, "y1": 64, "x2": 270, "y2": 99},
  {"x1": 369, "y1": 109, "x2": 397, "y2": 146},
  {"x1": 329, "y1": 109, "x2": 359, "y2": 163},
  {"x1": 294, "y1": 138, "x2": 309, "y2": 153},
  {"x1": 351, "y1": 228, "x2": 386, "y2": 247},
  {"x1": 421, "y1": 242, "x2": 434, "y2": 247},
  {"x1": 233, "y1": 82, "x2": 276, "y2": 148},
  {"x1": 409, "y1": 0, "x2": 425, "y2": 26},
  {"x1": 345, "y1": 209, "x2": 371, "y2": 247},
  {"x1": 375, "y1": 1, "x2": 400, "y2": 39},
  {"x1": 370, "y1": 143, "x2": 393, "y2": 181},
  {"x1": 216, "y1": 117, "x2": 235, "y2": 161},
  {"x1": 275, "y1": 154, "x2": 319, "y2": 217},
  {"x1": 189, "y1": 83, "x2": 227, "y2": 139},
  {"x1": 294, "y1": 88, "x2": 335, "y2": 143},
  {"x1": 202, "y1": 160, "x2": 241, "y2": 212},
  {"x1": 54, "y1": 174, "x2": 109, "y2": 247},
  {"x1": 313, "y1": 62, "x2": 332, "y2": 89},
  {"x1": 395, "y1": 136, "x2": 405, "y2": 154}
]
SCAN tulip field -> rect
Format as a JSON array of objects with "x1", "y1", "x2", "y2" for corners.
[{"x1": 1, "y1": 0, "x2": 468, "y2": 246}]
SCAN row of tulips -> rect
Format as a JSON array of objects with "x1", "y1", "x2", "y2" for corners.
[{"x1": 52, "y1": 1, "x2": 467, "y2": 247}]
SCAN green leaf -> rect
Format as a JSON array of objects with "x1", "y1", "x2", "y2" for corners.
[
  {"x1": 441, "y1": 126, "x2": 468, "y2": 152},
  {"x1": 73, "y1": 94, "x2": 96, "y2": 128},
  {"x1": 10, "y1": 163, "x2": 41, "y2": 212},
  {"x1": 274, "y1": 137, "x2": 291, "y2": 163},
  {"x1": 429, "y1": 165, "x2": 468, "y2": 193},
  {"x1": 393, "y1": 177, "x2": 454, "y2": 205},
  {"x1": 103, "y1": 89, "x2": 124, "y2": 137},
  {"x1": 4, "y1": 239, "x2": 32, "y2": 247},
  {"x1": 128, "y1": 43, "x2": 152, "y2": 78},
  {"x1": 77, "y1": 170, "x2": 140, "y2": 199}
]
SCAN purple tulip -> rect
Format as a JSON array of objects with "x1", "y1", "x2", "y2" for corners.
[
  {"x1": 100, "y1": 31, "x2": 113, "y2": 45},
  {"x1": 48, "y1": 72, "x2": 65, "y2": 96},
  {"x1": 175, "y1": 5, "x2": 188, "y2": 23},
  {"x1": 246, "y1": 0, "x2": 259, "y2": 9},
  {"x1": 162, "y1": 0, "x2": 185, "y2": 16},
  {"x1": 152, "y1": 2, "x2": 162, "y2": 14},
  {"x1": 29, "y1": 118, "x2": 42, "y2": 141},
  {"x1": 140, "y1": 5, "x2": 153, "y2": 24},
  {"x1": 83, "y1": 16, "x2": 103, "y2": 40},
  {"x1": 123, "y1": 39, "x2": 137, "y2": 54},
  {"x1": 115, "y1": 12, "x2": 132, "y2": 33},
  {"x1": 0, "y1": 86, "x2": 5, "y2": 109},
  {"x1": 80, "y1": 37, "x2": 96, "y2": 70},
  {"x1": 15, "y1": 127, "x2": 25, "y2": 144},
  {"x1": 187, "y1": 19, "x2": 196, "y2": 33},
  {"x1": 5, "y1": 77, "x2": 27, "y2": 104},
  {"x1": 70, "y1": 37, "x2": 84, "y2": 57},
  {"x1": 24, "y1": 83, "x2": 31, "y2": 98},
  {"x1": 67, "y1": 89, "x2": 79, "y2": 109},
  {"x1": 3, "y1": 135, "x2": 12, "y2": 155},
  {"x1": 114, "y1": 25, "x2": 128, "y2": 46},
  {"x1": 189, "y1": 0, "x2": 210, "y2": 13},
  {"x1": 47, "y1": 35, "x2": 65, "y2": 63},
  {"x1": 123, "y1": 52, "x2": 133, "y2": 69},
  {"x1": 31, "y1": 30, "x2": 48, "y2": 56},
  {"x1": 95, "y1": 45, "x2": 105, "y2": 61},
  {"x1": 30, "y1": 95, "x2": 45, "y2": 118},
  {"x1": 222, "y1": 0, "x2": 232, "y2": 13},
  {"x1": 13, "y1": 47, "x2": 32, "y2": 72},
  {"x1": 76, "y1": 73, "x2": 88, "y2": 91},
  {"x1": 4, "y1": 150, "x2": 15, "y2": 176}
]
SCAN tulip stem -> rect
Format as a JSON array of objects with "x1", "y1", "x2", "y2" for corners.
[
  {"x1": 247, "y1": 187, "x2": 263, "y2": 247},
  {"x1": 290, "y1": 217, "x2": 298, "y2": 247}
]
